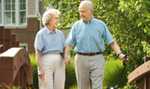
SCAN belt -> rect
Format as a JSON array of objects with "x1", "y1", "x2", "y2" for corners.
[{"x1": 77, "y1": 52, "x2": 102, "y2": 56}]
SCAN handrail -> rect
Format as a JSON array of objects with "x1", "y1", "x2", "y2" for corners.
[
  {"x1": 128, "y1": 61, "x2": 150, "y2": 83},
  {"x1": 0, "y1": 47, "x2": 22, "y2": 57}
]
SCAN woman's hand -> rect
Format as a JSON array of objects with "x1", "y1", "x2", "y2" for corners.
[{"x1": 39, "y1": 68, "x2": 45, "y2": 80}]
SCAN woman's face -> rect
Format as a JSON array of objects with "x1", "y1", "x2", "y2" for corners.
[{"x1": 49, "y1": 15, "x2": 59, "y2": 29}]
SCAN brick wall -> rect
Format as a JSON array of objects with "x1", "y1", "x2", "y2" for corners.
[
  {"x1": 0, "y1": 27, "x2": 19, "y2": 53},
  {"x1": 0, "y1": 17, "x2": 40, "y2": 53}
]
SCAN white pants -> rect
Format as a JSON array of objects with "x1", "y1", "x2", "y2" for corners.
[
  {"x1": 38, "y1": 54, "x2": 65, "y2": 89},
  {"x1": 75, "y1": 54, "x2": 105, "y2": 89}
]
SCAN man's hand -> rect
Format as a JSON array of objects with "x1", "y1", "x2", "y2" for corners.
[{"x1": 118, "y1": 53, "x2": 128, "y2": 64}]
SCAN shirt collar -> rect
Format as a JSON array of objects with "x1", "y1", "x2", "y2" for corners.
[
  {"x1": 82, "y1": 17, "x2": 94, "y2": 24},
  {"x1": 45, "y1": 26, "x2": 57, "y2": 34}
]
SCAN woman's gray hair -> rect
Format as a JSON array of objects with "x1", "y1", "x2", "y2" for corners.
[
  {"x1": 42, "y1": 8, "x2": 60, "y2": 26},
  {"x1": 79, "y1": 0, "x2": 94, "y2": 12}
]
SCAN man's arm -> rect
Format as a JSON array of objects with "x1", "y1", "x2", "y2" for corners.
[{"x1": 110, "y1": 41, "x2": 128, "y2": 61}]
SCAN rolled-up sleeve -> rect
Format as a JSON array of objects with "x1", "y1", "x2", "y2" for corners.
[
  {"x1": 65, "y1": 25, "x2": 76, "y2": 47},
  {"x1": 34, "y1": 33, "x2": 44, "y2": 52}
]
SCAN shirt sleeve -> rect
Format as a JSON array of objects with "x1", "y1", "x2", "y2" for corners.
[
  {"x1": 65, "y1": 25, "x2": 76, "y2": 47},
  {"x1": 102, "y1": 23, "x2": 114, "y2": 45},
  {"x1": 34, "y1": 32, "x2": 44, "y2": 52}
]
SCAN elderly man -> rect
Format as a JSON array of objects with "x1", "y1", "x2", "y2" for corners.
[
  {"x1": 65, "y1": 0, "x2": 127, "y2": 89},
  {"x1": 34, "y1": 8, "x2": 65, "y2": 89}
]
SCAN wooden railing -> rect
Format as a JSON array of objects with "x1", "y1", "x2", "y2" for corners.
[{"x1": 128, "y1": 60, "x2": 150, "y2": 89}]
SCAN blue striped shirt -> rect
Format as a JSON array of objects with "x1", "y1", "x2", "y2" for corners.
[
  {"x1": 34, "y1": 26, "x2": 65, "y2": 55},
  {"x1": 65, "y1": 18, "x2": 113, "y2": 53}
]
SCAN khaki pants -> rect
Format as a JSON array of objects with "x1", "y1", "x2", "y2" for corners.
[
  {"x1": 75, "y1": 54, "x2": 105, "y2": 89},
  {"x1": 38, "y1": 54, "x2": 65, "y2": 89}
]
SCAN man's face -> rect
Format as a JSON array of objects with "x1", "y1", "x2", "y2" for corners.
[{"x1": 79, "y1": 7, "x2": 92, "y2": 21}]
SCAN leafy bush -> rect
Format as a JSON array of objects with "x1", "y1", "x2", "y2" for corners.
[
  {"x1": 65, "y1": 57, "x2": 77, "y2": 89},
  {"x1": 29, "y1": 54, "x2": 39, "y2": 89},
  {"x1": 103, "y1": 59, "x2": 126, "y2": 88},
  {"x1": 121, "y1": 83, "x2": 137, "y2": 89}
]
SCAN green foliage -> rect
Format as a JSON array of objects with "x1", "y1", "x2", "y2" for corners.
[
  {"x1": 121, "y1": 83, "x2": 137, "y2": 89},
  {"x1": 103, "y1": 58, "x2": 126, "y2": 88},
  {"x1": 92, "y1": 0, "x2": 150, "y2": 72},
  {"x1": 29, "y1": 54, "x2": 39, "y2": 89},
  {"x1": 65, "y1": 58, "x2": 77, "y2": 89},
  {"x1": 43, "y1": 0, "x2": 79, "y2": 30},
  {"x1": 94, "y1": 0, "x2": 150, "y2": 87}
]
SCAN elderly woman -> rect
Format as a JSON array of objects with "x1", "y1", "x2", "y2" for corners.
[{"x1": 34, "y1": 8, "x2": 65, "y2": 89}]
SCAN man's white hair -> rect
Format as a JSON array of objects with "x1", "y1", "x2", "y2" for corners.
[
  {"x1": 79, "y1": 0, "x2": 93, "y2": 12},
  {"x1": 42, "y1": 8, "x2": 60, "y2": 26}
]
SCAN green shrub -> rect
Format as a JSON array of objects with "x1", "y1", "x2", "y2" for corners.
[
  {"x1": 65, "y1": 58, "x2": 77, "y2": 89},
  {"x1": 69, "y1": 85, "x2": 78, "y2": 89},
  {"x1": 121, "y1": 83, "x2": 137, "y2": 89},
  {"x1": 103, "y1": 59, "x2": 127, "y2": 88},
  {"x1": 29, "y1": 54, "x2": 39, "y2": 89}
]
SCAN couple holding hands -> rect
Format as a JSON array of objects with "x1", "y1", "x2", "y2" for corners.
[{"x1": 34, "y1": 0, "x2": 128, "y2": 89}]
